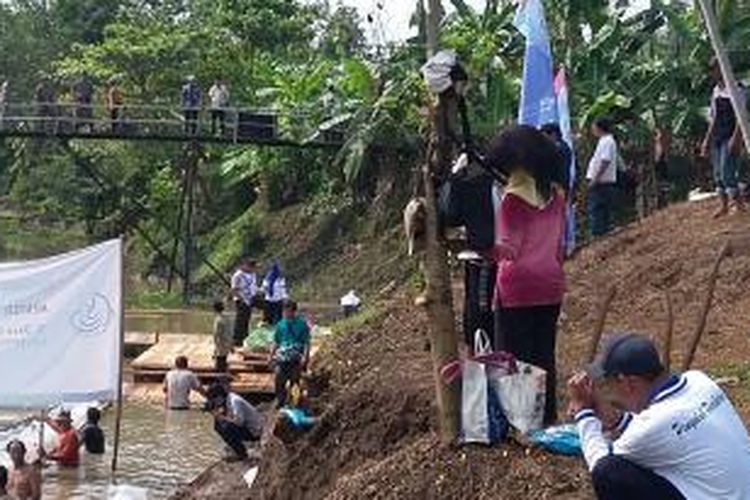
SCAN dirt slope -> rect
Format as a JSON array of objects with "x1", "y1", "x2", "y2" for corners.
[{"x1": 177, "y1": 200, "x2": 750, "y2": 499}]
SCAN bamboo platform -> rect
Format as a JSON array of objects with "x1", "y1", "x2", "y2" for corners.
[{"x1": 129, "y1": 333, "x2": 279, "y2": 395}]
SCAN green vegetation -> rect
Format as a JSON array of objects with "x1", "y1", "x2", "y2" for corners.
[{"x1": 0, "y1": 0, "x2": 748, "y2": 305}]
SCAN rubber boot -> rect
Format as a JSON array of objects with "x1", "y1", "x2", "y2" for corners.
[
  {"x1": 713, "y1": 192, "x2": 729, "y2": 218},
  {"x1": 730, "y1": 192, "x2": 746, "y2": 214}
]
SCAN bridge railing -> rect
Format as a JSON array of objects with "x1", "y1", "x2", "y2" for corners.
[{"x1": 0, "y1": 102, "x2": 346, "y2": 146}]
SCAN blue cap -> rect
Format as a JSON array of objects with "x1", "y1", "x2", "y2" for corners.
[{"x1": 589, "y1": 333, "x2": 664, "y2": 380}]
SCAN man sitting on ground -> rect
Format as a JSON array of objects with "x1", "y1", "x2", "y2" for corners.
[
  {"x1": 164, "y1": 356, "x2": 205, "y2": 410},
  {"x1": 568, "y1": 332, "x2": 750, "y2": 500},
  {"x1": 206, "y1": 383, "x2": 263, "y2": 462},
  {"x1": 44, "y1": 411, "x2": 79, "y2": 467},
  {"x1": 6, "y1": 440, "x2": 42, "y2": 500},
  {"x1": 80, "y1": 407, "x2": 105, "y2": 454}
]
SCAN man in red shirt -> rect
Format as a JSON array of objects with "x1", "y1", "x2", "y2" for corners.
[{"x1": 44, "y1": 411, "x2": 80, "y2": 467}]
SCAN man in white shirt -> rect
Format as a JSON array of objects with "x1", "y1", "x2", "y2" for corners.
[
  {"x1": 231, "y1": 257, "x2": 258, "y2": 346},
  {"x1": 207, "y1": 383, "x2": 263, "y2": 461},
  {"x1": 208, "y1": 79, "x2": 229, "y2": 136},
  {"x1": 586, "y1": 117, "x2": 618, "y2": 237},
  {"x1": 163, "y1": 356, "x2": 204, "y2": 410},
  {"x1": 568, "y1": 333, "x2": 750, "y2": 500}
]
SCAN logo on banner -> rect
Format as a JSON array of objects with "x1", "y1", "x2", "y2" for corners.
[{"x1": 70, "y1": 293, "x2": 113, "y2": 337}]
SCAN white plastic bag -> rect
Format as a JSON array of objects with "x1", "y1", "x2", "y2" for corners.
[
  {"x1": 460, "y1": 330, "x2": 507, "y2": 444},
  {"x1": 491, "y1": 360, "x2": 546, "y2": 434},
  {"x1": 421, "y1": 50, "x2": 457, "y2": 94}
]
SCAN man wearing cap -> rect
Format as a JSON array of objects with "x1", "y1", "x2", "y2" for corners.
[
  {"x1": 568, "y1": 332, "x2": 750, "y2": 500},
  {"x1": 43, "y1": 411, "x2": 80, "y2": 467}
]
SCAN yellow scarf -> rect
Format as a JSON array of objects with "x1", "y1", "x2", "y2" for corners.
[{"x1": 505, "y1": 170, "x2": 546, "y2": 208}]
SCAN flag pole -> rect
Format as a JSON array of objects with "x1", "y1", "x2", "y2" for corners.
[{"x1": 111, "y1": 237, "x2": 125, "y2": 473}]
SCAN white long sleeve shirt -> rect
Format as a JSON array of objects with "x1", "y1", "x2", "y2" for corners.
[{"x1": 576, "y1": 371, "x2": 750, "y2": 500}]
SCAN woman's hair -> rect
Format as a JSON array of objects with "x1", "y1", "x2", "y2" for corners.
[
  {"x1": 486, "y1": 125, "x2": 563, "y2": 201},
  {"x1": 593, "y1": 117, "x2": 613, "y2": 134}
]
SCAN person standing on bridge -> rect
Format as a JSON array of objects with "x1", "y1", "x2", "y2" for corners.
[
  {"x1": 209, "y1": 79, "x2": 229, "y2": 136},
  {"x1": 34, "y1": 75, "x2": 57, "y2": 134},
  {"x1": 106, "y1": 78, "x2": 123, "y2": 133},
  {"x1": 73, "y1": 74, "x2": 94, "y2": 132},
  {"x1": 0, "y1": 80, "x2": 8, "y2": 129},
  {"x1": 181, "y1": 75, "x2": 202, "y2": 135},
  {"x1": 231, "y1": 257, "x2": 258, "y2": 346}
]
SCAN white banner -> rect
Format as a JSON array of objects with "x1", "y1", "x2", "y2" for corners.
[{"x1": 0, "y1": 239, "x2": 121, "y2": 408}]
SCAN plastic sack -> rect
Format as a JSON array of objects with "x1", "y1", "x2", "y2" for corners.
[
  {"x1": 243, "y1": 325, "x2": 274, "y2": 353},
  {"x1": 459, "y1": 331, "x2": 509, "y2": 445},
  {"x1": 528, "y1": 424, "x2": 581, "y2": 456},
  {"x1": 491, "y1": 360, "x2": 546, "y2": 434},
  {"x1": 421, "y1": 50, "x2": 457, "y2": 94}
]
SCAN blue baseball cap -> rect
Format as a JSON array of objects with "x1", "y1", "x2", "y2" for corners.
[{"x1": 589, "y1": 333, "x2": 664, "y2": 380}]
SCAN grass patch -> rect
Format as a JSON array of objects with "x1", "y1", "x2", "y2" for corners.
[{"x1": 330, "y1": 305, "x2": 387, "y2": 336}]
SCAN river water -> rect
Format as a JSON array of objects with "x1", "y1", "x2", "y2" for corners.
[{"x1": 0, "y1": 401, "x2": 223, "y2": 499}]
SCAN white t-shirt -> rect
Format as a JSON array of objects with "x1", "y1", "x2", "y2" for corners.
[
  {"x1": 209, "y1": 84, "x2": 229, "y2": 109},
  {"x1": 340, "y1": 291, "x2": 361, "y2": 307},
  {"x1": 586, "y1": 134, "x2": 618, "y2": 184},
  {"x1": 263, "y1": 276, "x2": 288, "y2": 302},
  {"x1": 231, "y1": 270, "x2": 257, "y2": 306},
  {"x1": 576, "y1": 371, "x2": 750, "y2": 500},
  {"x1": 165, "y1": 369, "x2": 201, "y2": 409},
  {"x1": 228, "y1": 393, "x2": 263, "y2": 437}
]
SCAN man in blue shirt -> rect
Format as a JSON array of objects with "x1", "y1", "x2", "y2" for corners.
[{"x1": 269, "y1": 300, "x2": 310, "y2": 407}]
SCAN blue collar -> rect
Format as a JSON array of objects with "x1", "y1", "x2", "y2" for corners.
[{"x1": 648, "y1": 374, "x2": 687, "y2": 405}]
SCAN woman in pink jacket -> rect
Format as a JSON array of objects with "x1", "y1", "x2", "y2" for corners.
[{"x1": 488, "y1": 125, "x2": 566, "y2": 425}]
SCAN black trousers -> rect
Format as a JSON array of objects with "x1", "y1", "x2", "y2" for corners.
[
  {"x1": 234, "y1": 301, "x2": 252, "y2": 346},
  {"x1": 495, "y1": 304, "x2": 560, "y2": 425},
  {"x1": 110, "y1": 108, "x2": 121, "y2": 133},
  {"x1": 211, "y1": 109, "x2": 225, "y2": 135},
  {"x1": 592, "y1": 456, "x2": 685, "y2": 500},
  {"x1": 264, "y1": 300, "x2": 283, "y2": 325},
  {"x1": 184, "y1": 109, "x2": 198, "y2": 134},
  {"x1": 275, "y1": 360, "x2": 302, "y2": 407},
  {"x1": 214, "y1": 419, "x2": 259, "y2": 459},
  {"x1": 214, "y1": 355, "x2": 228, "y2": 373},
  {"x1": 463, "y1": 259, "x2": 496, "y2": 350}
]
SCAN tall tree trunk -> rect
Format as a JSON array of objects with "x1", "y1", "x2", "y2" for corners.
[{"x1": 422, "y1": 0, "x2": 460, "y2": 446}]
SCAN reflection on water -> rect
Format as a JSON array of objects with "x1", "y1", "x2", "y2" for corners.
[{"x1": 3, "y1": 403, "x2": 222, "y2": 499}]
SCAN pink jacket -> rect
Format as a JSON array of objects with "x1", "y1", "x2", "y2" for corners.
[{"x1": 494, "y1": 191, "x2": 566, "y2": 308}]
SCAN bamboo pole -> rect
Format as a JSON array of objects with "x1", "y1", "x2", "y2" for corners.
[
  {"x1": 662, "y1": 291, "x2": 674, "y2": 372},
  {"x1": 587, "y1": 286, "x2": 617, "y2": 363},
  {"x1": 696, "y1": 0, "x2": 750, "y2": 151},
  {"x1": 682, "y1": 241, "x2": 729, "y2": 371},
  {"x1": 111, "y1": 237, "x2": 125, "y2": 473}
]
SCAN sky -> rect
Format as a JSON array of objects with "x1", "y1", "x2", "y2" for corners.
[{"x1": 316, "y1": 0, "x2": 652, "y2": 43}]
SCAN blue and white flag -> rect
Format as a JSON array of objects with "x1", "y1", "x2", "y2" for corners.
[{"x1": 514, "y1": 0, "x2": 557, "y2": 127}]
